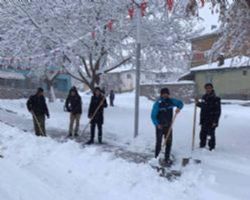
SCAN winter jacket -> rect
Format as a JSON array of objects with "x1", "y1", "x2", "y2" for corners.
[
  {"x1": 27, "y1": 94, "x2": 49, "y2": 117},
  {"x1": 109, "y1": 91, "x2": 115, "y2": 100},
  {"x1": 65, "y1": 95, "x2": 82, "y2": 114},
  {"x1": 88, "y1": 95, "x2": 108, "y2": 124},
  {"x1": 151, "y1": 97, "x2": 184, "y2": 127},
  {"x1": 197, "y1": 91, "x2": 221, "y2": 127}
]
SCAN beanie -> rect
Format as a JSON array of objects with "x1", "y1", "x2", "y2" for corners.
[{"x1": 160, "y1": 87, "x2": 170, "y2": 95}]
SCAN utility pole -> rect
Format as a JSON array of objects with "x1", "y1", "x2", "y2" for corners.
[{"x1": 134, "y1": 3, "x2": 141, "y2": 138}]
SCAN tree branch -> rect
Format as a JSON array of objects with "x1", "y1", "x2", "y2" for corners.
[
  {"x1": 102, "y1": 57, "x2": 131, "y2": 74},
  {"x1": 79, "y1": 55, "x2": 91, "y2": 78}
]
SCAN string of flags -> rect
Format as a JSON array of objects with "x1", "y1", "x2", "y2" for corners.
[{"x1": 0, "y1": 0, "x2": 206, "y2": 63}]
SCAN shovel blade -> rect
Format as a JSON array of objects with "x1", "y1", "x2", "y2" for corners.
[{"x1": 182, "y1": 157, "x2": 201, "y2": 167}]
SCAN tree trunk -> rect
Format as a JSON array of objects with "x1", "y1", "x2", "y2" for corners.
[{"x1": 46, "y1": 80, "x2": 56, "y2": 103}]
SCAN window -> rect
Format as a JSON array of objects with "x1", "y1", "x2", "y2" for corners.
[
  {"x1": 243, "y1": 70, "x2": 247, "y2": 76},
  {"x1": 127, "y1": 74, "x2": 132, "y2": 79}
]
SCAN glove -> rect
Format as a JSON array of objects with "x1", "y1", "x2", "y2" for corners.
[
  {"x1": 212, "y1": 123, "x2": 217, "y2": 128},
  {"x1": 157, "y1": 124, "x2": 162, "y2": 130}
]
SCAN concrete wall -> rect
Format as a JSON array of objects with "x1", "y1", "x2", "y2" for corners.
[
  {"x1": 140, "y1": 83, "x2": 195, "y2": 103},
  {"x1": 0, "y1": 87, "x2": 67, "y2": 99},
  {"x1": 195, "y1": 67, "x2": 250, "y2": 99}
]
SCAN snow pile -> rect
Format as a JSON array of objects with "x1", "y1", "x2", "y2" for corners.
[
  {"x1": 0, "y1": 123, "x2": 203, "y2": 200},
  {"x1": 0, "y1": 94, "x2": 250, "y2": 199}
]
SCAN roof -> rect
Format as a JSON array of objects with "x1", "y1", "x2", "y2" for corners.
[
  {"x1": 140, "y1": 80, "x2": 195, "y2": 86},
  {"x1": 191, "y1": 56, "x2": 250, "y2": 72},
  {"x1": 190, "y1": 32, "x2": 220, "y2": 42},
  {"x1": 0, "y1": 70, "x2": 26, "y2": 80},
  {"x1": 108, "y1": 64, "x2": 133, "y2": 73}
]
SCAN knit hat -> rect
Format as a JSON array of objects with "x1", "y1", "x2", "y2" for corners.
[
  {"x1": 94, "y1": 87, "x2": 101, "y2": 91},
  {"x1": 204, "y1": 83, "x2": 214, "y2": 89},
  {"x1": 37, "y1": 87, "x2": 44, "y2": 93},
  {"x1": 70, "y1": 86, "x2": 77, "y2": 91},
  {"x1": 160, "y1": 87, "x2": 170, "y2": 95}
]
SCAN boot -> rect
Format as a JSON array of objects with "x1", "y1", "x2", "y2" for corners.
[
  {"x1": 74, "y1": 132, "x2": 79, "y2": 137},
  {"x1": 67, "y1": 133, "x2": 73, "y2": 138},
  {"x1": 86, "y1": 139, "x2": 94, "y2": 145},
  {"x1": 98, "y1": 136, "x2": 102, "y2": 144},
  {"x1": 160, "y1": 158, "x2": 173, "y2": 168}
]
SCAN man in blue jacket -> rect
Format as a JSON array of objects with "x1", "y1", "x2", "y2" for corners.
[{"x1": 151, "y1": 88, "x2": 184, "y2": 166}]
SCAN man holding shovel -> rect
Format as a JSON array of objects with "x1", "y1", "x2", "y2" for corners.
[
  {"x1": 196, "y1": 83, "x2": 221, "y2": 151},
  {"x1": 27, "y1": 88, "x2": 50, "y2": 136},
  {"x1": 86, "y1": 87, "x2": 108, "y2": 144},
  {"x1": 151, "y1": 88, "x2": 183, "y2": 166}
]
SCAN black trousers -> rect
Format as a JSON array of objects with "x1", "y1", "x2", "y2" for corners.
[
  {"x1": 155, "y1": 126, "x2": 172, "y2": 161},
  {"x1": 90, "y1": 122, "x2": 103, "y2": 142},
  {"x1": 200, "y1": 125, "x2": 216, "y2": 150},
  {"x1": 33, "y1": 115, "x2": 46, "y2": 136},
  {"x1": 109, "y1": 98, "x2": 114, "y2": 106}
]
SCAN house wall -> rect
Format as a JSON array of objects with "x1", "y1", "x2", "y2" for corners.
[
  {"x1": 140, "y1": 82, "x2": 195, "y2": 103},
  {"x1": 191, "y1": 34, "x2": 219, "y2": 68},
  {"x1": 101, "y1": 71, "x2": 135, "y2": 93},
  {"x1": 195, "y1": 68, "x2": 250, "y2": 99},
  {"x1": 52, "y1": 74, "x2": 72, "y2": 92}
]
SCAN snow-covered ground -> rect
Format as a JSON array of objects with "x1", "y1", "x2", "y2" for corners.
[{"x1": 0, "y1": 93, "x2": 250, "y2": 200}]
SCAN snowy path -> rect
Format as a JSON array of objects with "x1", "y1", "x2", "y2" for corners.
[
  {"x1": 1, "y1": 94, "x2": 250, "y2": 200},
  {"x1": 0, "y1": 107, "x2": 153, "y2": 165}
]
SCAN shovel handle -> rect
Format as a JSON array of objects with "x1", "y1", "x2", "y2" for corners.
[
  {"x1": 82, "y1": 95, "x2": 107, "y2": 135},
  {"x1": 162, "y1": 112, "x2": 178, "y2": 147},
  {"x1": 192, "y1": 104, "x2": 197, "y2": 151},
  {"x1": 32, "y1": 111, "x2": 46, "y2": 136}
]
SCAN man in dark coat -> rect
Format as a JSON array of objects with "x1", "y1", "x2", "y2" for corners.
[
  {"x1": 151, "y1": 88, "x2": 184, "y2": 166},
  {"x1": 65, "y1": 87, "x2": 82, "y2": 137},
  {"x1": 87, "y1": 87, "x2": 108, "y2": 144},
  {"x1": 109, "y1": 90, "x2": 115, "y2": 107},
  {"x1": 27, "y1": 88, "x2": 49, "y2": 136},
  {"x1": 196, "y1": 83, "x2": 221, "y2": 151}
]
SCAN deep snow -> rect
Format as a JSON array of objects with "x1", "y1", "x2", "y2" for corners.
[{"x1": 0, "y1": 93, "x2": 250, "y2": 200}]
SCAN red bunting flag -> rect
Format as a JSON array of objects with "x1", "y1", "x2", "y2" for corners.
[
  {"x1": 91, "y1": 31, "x2": 96, "y2": 39},
  {"x1": 166, "y1": 0, "x2": 174, "y2": 11},
  {"x1": 107, "y1": 20, "x2": 113, "y2": 31},
  {"x1": 200, "y1": 0, "x2": 205, "y2": 7},
  {"x1": 128, "y1": 6, "x2": 134, "y2": 19},
  {"x1": 140, "y1": 1, "x2": 147, "y2": 16}
]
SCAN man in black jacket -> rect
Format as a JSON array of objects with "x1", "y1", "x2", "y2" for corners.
[
  {"x1": 27, "y1": 88, "x2": 49, "y2": 136},
  {"x1": 196, "y1": 83, "x2": 221, "y2": 151},
  {"x1": 87, "y1": 87, "x2": 107, "y2": 144},
  {"x1": 109, "y1": 90, "x2": 115, "y2": 106},
  {"x1": 65, "y1": 87, "x2": 82, "y2": 137}
]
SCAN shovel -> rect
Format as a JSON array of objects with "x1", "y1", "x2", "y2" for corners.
[
  {"x1": 156, "y1": 112, "x2": 178, "y2": 165},
  {"x1": 81, "y1": 95, "x2": 107, "y2": 135},
  {"x1": 182, "y1": 104, "x2": 201, "y2": 167},
  {"x1": 32, "y1": 112, "x2": 46, "y2": 137}
]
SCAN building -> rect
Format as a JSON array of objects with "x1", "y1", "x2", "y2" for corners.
[
  {"x1": 189, "y1": 56, "x2": 250, "y2": 99},
  {"x1": 101, "y1": 68, "x2": 177, "y2": 93},
  {"x1": 0, "y1": 67, "x2": 72, "y2": 99},
  {"x1": 181, "y1": 24, "x2": 250, "y2": 100},
  {"x1": 190, "y1": 32, "x2": 220, "y2": 68},
  {"x1": 101, "y1": 69, "x2": 135, "y2": 93}
]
